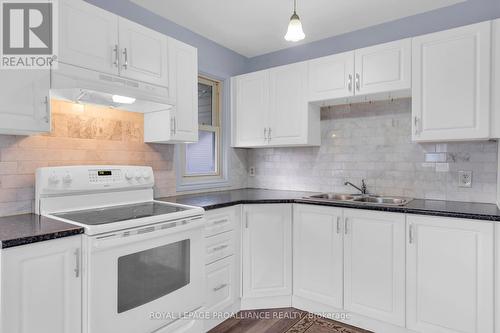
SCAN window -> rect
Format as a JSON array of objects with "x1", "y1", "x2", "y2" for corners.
[{"x1": 180, "y1": 76, "x2": 222, "y2": 183}]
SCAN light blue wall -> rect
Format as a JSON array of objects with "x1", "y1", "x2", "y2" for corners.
[
  {"x1": 247, "y1": 0, "x2": 500, "y2": 72},
  {"x1": 84, "y1": 0, "x2": 248, "y2": 79}
]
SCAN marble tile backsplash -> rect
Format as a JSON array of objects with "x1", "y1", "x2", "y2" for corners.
[{"x1": 247, "y1": 98, "x2": 498, "y2": 203}]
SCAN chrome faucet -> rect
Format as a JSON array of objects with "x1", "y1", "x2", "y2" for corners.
[{"x1": 345, "y1": 179, "x2": 368, "y2": 195}]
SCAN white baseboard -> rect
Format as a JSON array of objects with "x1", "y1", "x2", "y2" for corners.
[{"x1": 240, "y1": 295, "x2": 292, "y2": 310}]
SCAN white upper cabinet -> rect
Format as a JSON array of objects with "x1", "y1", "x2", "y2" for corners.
[
  {"x1": 118, "y1": 18, "x2": 169, "y2": 87},
  {"x1": 491, "y1": 19, "x2": 500, "y2": 138},
  {"x1": 354, "y1": 39, "x2": 411, "y2": 96},
  {"x1": 1, "y1": 236, "x2": 82, "y2": 333},
  {"x1": 308, "y1": 51, "x2": 355, "y2": 102},
  {"x1": 407, "y1": 215, "x2": 494, "y2": 333},
  {"x1": 0, "y1": 70, "x2": 50, "y2": 135},
  {"x1": 232, "y1": 70, "x2": 270, "y2": 147},
  {"x1": 242, "y1": 204, "x2": 292, "y2": 303},
  {"x1": 412, "y1": 21, "x2": 492, "y2": 142},
  {"x1": 231, "y1": 64, "x2": 320, "y2": 148},
  {"x1": 307, "y1": 39, "x2": 410, "y2": 104},
  {"x1": 293, "y1": 204, "x2": 343, "y2": 309},
  {"x1": 269, "y1": 62, "x2": 318, "y2": 146},
  {"x1": 59, "y1": 0, "x2": 170, "y2": 88},
  {"x1": 167, "y1": 37, "x2": 198, "y2": 142},
  {"x1": 59, "y1": 0, "x2": 119, "y2": 75},
  {"x1": 343, "y1": 209, "x2": 406, "y2": 327}
]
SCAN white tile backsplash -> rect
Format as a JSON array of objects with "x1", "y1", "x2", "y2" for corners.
[{"x1": 247, "y1": 98, "x2": 498, "y2": 203}]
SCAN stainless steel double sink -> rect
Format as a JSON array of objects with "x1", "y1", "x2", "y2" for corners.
[{"x1": 303, "y1": 193, "x2": 413, "y2": 206}]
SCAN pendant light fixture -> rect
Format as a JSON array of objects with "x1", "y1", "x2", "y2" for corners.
[{"x1": 284, "y1": 0, "x2": 305, "y2": 42}]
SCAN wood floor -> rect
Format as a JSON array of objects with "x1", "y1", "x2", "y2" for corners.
[{"x1": 208, "y1": 308, "x2": 373, "y2": 333}]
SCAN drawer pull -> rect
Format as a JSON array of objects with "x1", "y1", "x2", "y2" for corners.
[
  {"x1": 211, "y1": 219, "x2": 228, "y2": 225},
  {"x1": 213, "y1": 283, "x2": 228, "y2": 292},
  {"x1": 212, "y1": 244, "x2": 229, "y2": 252}
]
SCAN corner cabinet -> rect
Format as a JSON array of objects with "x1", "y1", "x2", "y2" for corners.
[
  {"x1": 1, "y1": 236, "x2": 82, "y2": 333},
  {"x1": 242, "y1": 204, "x2": 292, "y2": 308},
  {"x1": 406, "y1": 215, "x2": 494, "y2": 333},
  {"x1": 412, "y1": 21, "x2": 492, "y2": 142},
  {"x1": 231, "y1": 63, "x2": 320, "y2": 148}
]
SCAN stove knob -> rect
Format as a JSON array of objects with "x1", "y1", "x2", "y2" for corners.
[
  {"x1": 63, "y1": 173, "x2": 73, "y2": 184},
  {"x1": 49, "y1": 174, "x2": 60, "y2": 184},
  {"x1": 142, "y1": 171, "x2": 150, "y2": 179},
  {"x1": 125, "y1": 171, "x2": 134, "y2": 180},
  {"x1": 134, "y1": 171, "x2": 142, "y2": 180}
]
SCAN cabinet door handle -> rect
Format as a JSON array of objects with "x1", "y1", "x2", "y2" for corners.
[
  {"x1": 264, "y1": 127, "x2": 268, "y2": 142},
  {"x1": 74, "y1": 248, "x2": 80, "y2": 278},
  {"x1": 213, "y1": 283, "x2": 228, "y2": 292},
  {"x1": 348, "y1": 74, "x2": 353, "y2": 92},
  {"x1": 173, "y1": 117, "x2": 177, "y2": 135},
  {"x1": 413, "y1": 116, "x2": 419, "y2": 135},
  {"x1": 212, "y1": 244, "x2": 229, "y2": 252},
  {"x1": 344, "y1": 218, "x2": 349, "y2": 235},
  {"x1": 122, "y1": 48, "x2": 128, "y2": 69},
  {"x1": 43, "y1": 96, "x2": 50, "y2": 123},
  {"x1": 409, "y1": 224, "x2": 414, "y2": 244},
  {"x1": 336, "y1": 216, "x2": 341, "y2": 234},
  {"x1": 355, "y1": 73, "x2": 360, "y2": 91},
  {"x1": 268, "y1": 128, "x2": 272, "y2": 142},
  {"x1": 212, "y1": 219, "x2": 228, "y2": 225},
  {"x1": 113, "y1": 44, "x2": 119, "y2": 67}
]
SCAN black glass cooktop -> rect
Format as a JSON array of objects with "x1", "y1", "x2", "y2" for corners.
[{"x1": 53, "y1": 202, "x2": 188, "y2": 225}]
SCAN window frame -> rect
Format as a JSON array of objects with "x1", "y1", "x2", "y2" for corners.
[{"x1": 176, "y1": 75, "x2": 229, "y2": 190}]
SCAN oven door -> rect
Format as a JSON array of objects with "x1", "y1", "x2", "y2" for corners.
[{"x1": 86, "y1": 217, "x2": 205, "y2": 333}]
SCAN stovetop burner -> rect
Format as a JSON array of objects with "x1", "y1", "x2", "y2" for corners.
[{"x1": 53, "y1": 201, "x2": 188, "y2": 226}]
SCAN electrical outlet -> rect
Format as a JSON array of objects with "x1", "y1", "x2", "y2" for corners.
[
  {"x1": 458, "y1": 171, "x2": 472, "y2": 188},
  {"x1": 249, "y1": 166, "x2": 256, "y2": 177}
]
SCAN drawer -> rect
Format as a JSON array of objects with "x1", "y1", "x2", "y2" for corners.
[
  {"x1": 205, "y1": 207, "x2": 237, "y2": 237},
  {"x1": 206, "y1": 231, "x2": 235, "y2": 265},
  {"x1": 206, "y1": 255, "x2": 236, "y2": 312}
]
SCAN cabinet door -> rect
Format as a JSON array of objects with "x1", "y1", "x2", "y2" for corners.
[
  {"x1": 268, "y1": 62, "x2": 309, "y2": 146},
  {"x1": 1, "y1": 236, "x2": 82, "y2": 333},
  {"x1": 343, "y1": 209, "x2": 405, "y2": 326},
  {"x1": 232, "y1": 71, "x2": 269, "y2": 147},
  {"x1": 242, "y1": 204, "x2": 292, "y2": 299},
  {"x1": 59, "y1": 0, "x2": 119, "y2": 75},
  {"x1": 308, "y1": 51, "x2": 355, "y2": 102},
  {"x1": 168, "y1": 38, "x2": 199, "y2": 142},
  {"x1": 412, "y1": 22, "x2": 491, "y2": 141},
  {"x1": 354, "y1": 39, "x2": 411, "y2": 96},
  {"x1": 407, "y1": 215, "x2": 494, "y2": 333},
  {"x1": 118, "y1": 18, "x2": 169, "y2": 87},
  {"x1": 491, "y1": 19, "x2": 500, "y2": 138},
  {"x1": 293, "y1": 205, "x2": 343, "y2": 309},
  {"x1": 0, "y1": 70, "x2": 50, "y2": 134}
]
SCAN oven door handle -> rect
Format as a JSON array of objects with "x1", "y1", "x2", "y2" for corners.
[{"x1": 91, "y1": 217, "x2": 205, "y2": 250}]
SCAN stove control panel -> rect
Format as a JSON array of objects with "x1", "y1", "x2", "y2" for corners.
[{"x1": 36, "y1": 166, "x2": 154, "y2": 194}]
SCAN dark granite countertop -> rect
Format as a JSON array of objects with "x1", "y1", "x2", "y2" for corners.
[
  {"x1": 158, "y1": 188, "x2": 500, "y2": 222},
  {"x1": 0, "y1": 214, "x2": 83, "y2": 249}
]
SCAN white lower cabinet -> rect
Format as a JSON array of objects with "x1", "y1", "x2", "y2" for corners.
[
  {"x1": 242, "y1": 204, "x2": 292, "y2": 307},
  {"x1": 343, "y1": 209, "x2": 406, "y2": 327},
  {"x1": 407, "y1": 215, "x2": 494, "y2": 333},
  {"x1": 293, "y1": 204, "x2": 343, "y2": 309},
  {"x1": 1, "y1": 236, "x2": 82, "y2": 333},
  {"x1": 203, "y1": 206, "x2": 241, "y2": 332}
]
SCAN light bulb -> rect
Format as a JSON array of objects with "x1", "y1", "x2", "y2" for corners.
[{"x1": 112, "y1": 95, "x2": 136, "y2": 104}]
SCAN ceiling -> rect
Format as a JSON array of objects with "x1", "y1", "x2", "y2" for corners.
[{"x1": 130, "y1": 0, "x2": 465, "y2": 58}]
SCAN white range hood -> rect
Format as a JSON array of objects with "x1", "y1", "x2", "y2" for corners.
[{"x1": 50, "y1": 62, "x2": 174, "y2": 113}]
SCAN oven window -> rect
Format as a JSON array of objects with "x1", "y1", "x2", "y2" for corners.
[{"x1": 117, "y1": 240, "x2": 190, "y2": 313}]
